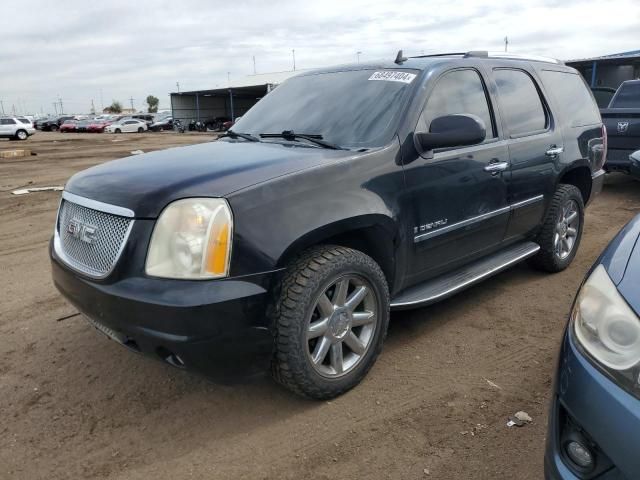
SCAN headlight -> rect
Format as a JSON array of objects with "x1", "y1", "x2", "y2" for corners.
[
  {"x1": 145, "y1": 198, "x2": 232, "y2": 279},
  {"x1": 573, "y1": 264, "x2": 640, "y2": 392}
]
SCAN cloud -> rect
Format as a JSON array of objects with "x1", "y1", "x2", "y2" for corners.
[{"x1": 0, "y1": 0, "x2": 638, "y2": 114}]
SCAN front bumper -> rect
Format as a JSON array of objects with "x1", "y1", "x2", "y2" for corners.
[
  {"x1": 545, "y1": 330, "x2": 640, "y2": 479},
  {"x1": 50, "y1": 242, "x2": 276, "y2": 380}
]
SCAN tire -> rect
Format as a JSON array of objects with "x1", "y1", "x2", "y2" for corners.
[
  {"x1": 115, "y1": 128, "x2": 121, "y2": 134},
  {"x1": 50, "y1": 125, "x2": 58, "y2": 132},
  {"x1": 15, "y1": 130, "x2": 28, "y2": 141},
  {"x1": 270, "y1": 245, "x2": 390, "y2": 399},
  {"x1": 137, "y1": 127, "x2": 143, "y2": 133},
  {"x1": 529, "y1": 184, "x2": 584, "y2": 273}
]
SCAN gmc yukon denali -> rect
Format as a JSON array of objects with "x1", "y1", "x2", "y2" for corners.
[{"x1": 50, "y1": 51, "x2": 606, "y2": 399}]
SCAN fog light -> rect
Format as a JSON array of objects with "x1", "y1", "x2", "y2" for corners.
[{"x1": 565, "y1": 440, "x2": 594, "y2": 469}]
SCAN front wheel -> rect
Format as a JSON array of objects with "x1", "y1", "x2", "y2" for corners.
[
  {"x1": 270, "y1": 246, "x2": 389, "y2": 399},
  {"x1": 115, "y1": 128, "x2": 121, "y2": 134},
  {"x1": 529, "y1": 184, "x2": 584, "y2": 272},
  {"x1": 137, "y1": 127, "x2": 144, "y2": 133}
]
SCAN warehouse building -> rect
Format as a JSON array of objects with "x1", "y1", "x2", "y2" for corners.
[
  {"x1": 169, "y1": 70, "x2": 302, "y2": 126},
  {"x1": 566, "y1": 50, "x2": 640, "y2": 89}
]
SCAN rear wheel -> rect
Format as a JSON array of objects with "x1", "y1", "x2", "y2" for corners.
[
  {"x1": 137, "y1": 127, "x2": 143, "y2": 133},
  {"x1": 50, "y1": 124, "x2": 58, "y2": 132},
  {"x1": 15, "y1": 130, "x2": 28, "y2": 140},
  {"x1": 270, "y1": 246, "x2": 389, "y2": 399},
  {"x1": 115, "y1": 128, "x2": 121, "y2": 134},
  {"x1": 529, "y1": 184, "x2": 584, "y2": 272}
]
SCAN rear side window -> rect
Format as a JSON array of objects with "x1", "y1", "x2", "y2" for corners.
[
  {"x1": 610, "y1": 82, "x2": 640, "y2": 108},
  {"x1": 493, "y1": 69, "x2": 547, "y2": 137},
  {"x1": 539, "y1": 70, "x2": 601, "y2": 126},
  {"x1": 1, "y1": 118, "x2": 16, "y2": 125},
  {"x1": 421, "y1": 69, "x2": 495, "y2": 139}
]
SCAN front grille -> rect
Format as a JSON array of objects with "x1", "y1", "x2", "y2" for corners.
[{"x1": 56, "y1": 199, "x2": 133, "y2": 277}]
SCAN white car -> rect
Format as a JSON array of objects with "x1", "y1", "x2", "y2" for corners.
[
  {"x1": 105, "y1": 119, "x2": 148, "y2": 134},
  {"x1": 0, "y1": 117, "x2": 36, "y2": 140}
]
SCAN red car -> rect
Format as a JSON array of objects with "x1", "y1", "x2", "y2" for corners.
[
  {"x1": 59, "y1": 120, "x2": 78, "y2": 133},
  {"x1": 87, "y1": 120, "x2": 110, "y2": 133}
]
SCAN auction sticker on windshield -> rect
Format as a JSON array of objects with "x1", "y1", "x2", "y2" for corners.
[{"x1": 368, "y1": 71, "x2": 417, "y2": 84}]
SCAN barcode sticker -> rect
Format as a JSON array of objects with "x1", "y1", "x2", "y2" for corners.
[{"x1": 368, "y1": 71, "x2": 417, "y2": 84}]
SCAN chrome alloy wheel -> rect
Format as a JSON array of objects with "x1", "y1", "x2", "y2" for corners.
[
  {"x1": 554, "y1": 199, "x2": 579, "y2": 260},
  {"x1": 306, "y1": 275, "x2": 378, "y2": 378}
]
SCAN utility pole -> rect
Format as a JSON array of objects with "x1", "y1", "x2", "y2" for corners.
[
  {"x1": 227, "y1": 72, "x2": 231, "y2": 86},
  {"x1": 504, "y1": 36, "x2": 509, "y2": 52},
  {"x1": 357, "y1": 51, "x2": 362, "y2": 63},
  {"x1": 0, "y1": 100, "x2": 4, "y2": 115},
  {"x1": 176, "y1": 81, "x2": 180, "y2": 93},
  {"x1": 129, "y1": 96, "x2": 135, "y2": 112},
  {"x1": 100, "y1": 88, "x2": 104, "y2": 111},
  {"x1": 53, "y1": 102, "x2": 58, "y2": 115},
  {"x1": 292, "y1": 49, "x2": 296, "y2": 71},
  {"x1": 12, "y1": 104, "x2": 16, "y2": 115},
  {"x1": 91, "y1": 99, "x2": 96, "y2": 115},
  {"x1": 58, "y1": 96, "x2": 64, "y2": 114},
  {"x1": 253, "y1": 55, "x2": 256, "y2": 74}
]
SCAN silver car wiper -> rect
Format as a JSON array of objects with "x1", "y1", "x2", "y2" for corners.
[
  {"x1": 223, "y1": 130, "x2": 261, "y2": 142},
  {"x1": 259, "y1": 131, "x2": 345, "y2": 150}
]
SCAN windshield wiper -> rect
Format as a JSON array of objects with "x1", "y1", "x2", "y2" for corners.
[
  {"x1": 223, "y1": 130, "x2": 260, "y2": 142},
  {"x1": 259, "y1": 130, "x2": 345, "y2": 150}
]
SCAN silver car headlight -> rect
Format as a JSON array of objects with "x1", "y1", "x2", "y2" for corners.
[
  {"x1": 573, "y1": 264, "x2": 640, "y2": 371},
  {"x1": 145, "y1": 198, "x2": 232, "y2": 279}
]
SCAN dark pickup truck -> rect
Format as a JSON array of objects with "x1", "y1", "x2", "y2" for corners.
[
  {"x1": 50, "y1": 51, "x2": 606, "y2": 399},
  {"x1": 601, "y1": 80, "x2": 640, "y2": 173}
]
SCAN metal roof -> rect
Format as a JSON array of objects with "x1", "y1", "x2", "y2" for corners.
[{"x1": 567, "y1": 50, "x2": 640, "y2": 65}]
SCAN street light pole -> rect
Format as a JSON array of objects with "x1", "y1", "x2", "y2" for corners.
[
  {"x1": 292, "y1": 49, "x2": 296, "y2": 71},
  {"x1": 357, "y1": 51, "x2": 362, "y2": 63}
]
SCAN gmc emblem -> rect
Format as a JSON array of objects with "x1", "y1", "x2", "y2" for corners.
[{"x1": 67, "y1": 218, "x2": 98, "y2": 244}]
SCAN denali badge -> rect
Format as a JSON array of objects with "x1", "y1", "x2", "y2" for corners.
[
  {"x1": 617, "y1": 121, "x2": 629, "y2": 134},
  {"x1": 67, "y1": 218, "x2": 98, "y2": 244}
]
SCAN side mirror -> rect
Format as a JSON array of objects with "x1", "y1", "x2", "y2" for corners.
[{"x1": 415, "y1": 114, "x2": 486, "y2": 152}]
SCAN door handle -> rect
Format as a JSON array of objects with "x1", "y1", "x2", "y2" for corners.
[
  {"x1": 484, "y1": 161, "x2": 509, "y2": 174},
  {"x1": 545, "y1": 146, "x2": 564, "y2": 157}
]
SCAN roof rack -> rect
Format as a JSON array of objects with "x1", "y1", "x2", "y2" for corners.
[{"x1": 409, "y1": 50, "x2": 561, "y2": 64}]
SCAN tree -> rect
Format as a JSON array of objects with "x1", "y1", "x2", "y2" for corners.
[
  {"x1": 105, "y1": 100, "x2": 123, "y2": 114},
  {"x1": 146, "y1": 95, "x2": 159, "y2": 113}
]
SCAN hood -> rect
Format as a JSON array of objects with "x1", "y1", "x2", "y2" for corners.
[
  {"x1": 65, "y1": 139, "x2": 352, "y2": 218},
  {"x1": 600, "y1": 214, "x2": 640, "y2": 317}
]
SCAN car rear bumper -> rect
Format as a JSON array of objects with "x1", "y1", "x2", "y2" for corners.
[
  {"x1": 545, "y1": 330, "x2": 640, "y2": 479},
  {"x1": 50, "y1": 242, "x2": 276, "y2": 381}
]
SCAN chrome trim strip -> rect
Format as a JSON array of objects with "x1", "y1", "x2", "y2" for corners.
[
  {"x1": 62, "y1": 191, "x2": 135, "y2": 218},
  {"x1": 413, "y1": 195, "x2": 544, "y2": 243},
  {"x1": 510, "y1": 194, "x2": 544, "y2": 210},
  {"x1": 390, "y1": 244, "x2": 540, "y2": 308},
  {"x1": 414, "y1": 206, "x2": 510, "y2": 243}
]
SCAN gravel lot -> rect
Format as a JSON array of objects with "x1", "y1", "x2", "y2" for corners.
[{"x1": 1, "y1": 132, "x2": 639, "y2": 480}]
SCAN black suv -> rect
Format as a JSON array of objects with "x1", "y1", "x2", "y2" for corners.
[{"x1": 50, "y1": 51, "x2": 606, "y2": 399}]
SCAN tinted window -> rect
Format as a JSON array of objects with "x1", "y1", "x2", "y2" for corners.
[
  {"x1": 233, "y1": 69, "x2": 417, "y2": 148},
  {"x1": 2, "y1": 118, "x2": 17, "y2": 125},
  {"x1": 610, "y1": 82, "x2": 640, "y2": 108},
  {"x1": 17, "y1": 118, "x2": 30, "y2": 124},
  {"x1": 494, "y1": 69, "x2": 547, "y2": 136},
  {"x1": 421, "y1": 69, "x2": 495, "y2": 139},
  {"x1": 539, "y1": 70, "x2": 601, "y2": 126}
]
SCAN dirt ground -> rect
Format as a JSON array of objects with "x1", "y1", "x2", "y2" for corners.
[{"x1": 1, "y1": 132, "x2": 639, "y2": 480}]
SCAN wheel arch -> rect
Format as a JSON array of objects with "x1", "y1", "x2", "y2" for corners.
[
  {"x1": 557, "y1": 162, "x2": 592, "y2": 205},
  {"x1": 276, "y1": 214, "x2": 399, "y2": 292}
]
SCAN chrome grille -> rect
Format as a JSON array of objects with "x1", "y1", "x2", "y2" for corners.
[{"x1": 56, "y1": 199, "x2": 133, "y2": 277}]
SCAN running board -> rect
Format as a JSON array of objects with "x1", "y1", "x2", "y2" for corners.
[{"x1": 390, "y1": 241, "x2": 540, "y2": 310}]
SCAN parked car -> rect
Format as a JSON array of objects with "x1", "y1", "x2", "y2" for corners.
[
  {"x1": 591, "y1": 86, "x2": 617, "y2": 109},
  {"x1": 39, "y1": 115, "x2": 75, "y2": 131},
  {"x1": 59, "y1": 120, "x2": 78, "y2": 133},
  {"x1": 87, "y1": 119, "x2": 109, "y2": 133},
  {"x1": 601, "y1": 80, "x2": 640, "y2": 173},
  {"x1": 131, "y1": 113, "x2": 155, "y2": 128},
  {"x1": 76, "y1": 119, "x2": 91, "y2": 133},
  {"x1": 149, "y1": 116, "x2": 173, "y2": 131},
  {"x1": 105, "y1": 119, "x2": 148, "y2": 134},
  {"x1": 545, "y1": 214, "x2": 640, "y2": 479},
  {"x1": 51, "y1": 51, "x2": 605, "y2": 399},
  {"x1": 0, "y1": 116, "x2": 36, "y2": 140},
  {"x1": 630, "y1": 150, "x2": 640, "y2": 181}
]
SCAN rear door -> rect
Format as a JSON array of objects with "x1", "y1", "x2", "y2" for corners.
[
  {"x1": 403, "y1": 67, "x2": 511, "y2": 283},
  {"x1": 490, "y1": 67, "x2": 563, "y2": 241}
]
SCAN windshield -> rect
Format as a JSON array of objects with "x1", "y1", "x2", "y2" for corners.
[{"x1": 232, "y1": 69, "x2": 418, "y2": 148}]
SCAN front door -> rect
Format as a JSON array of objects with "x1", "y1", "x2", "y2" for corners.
[{"x1": 402, "y1": 68, "x2": 510, "y2": 284}]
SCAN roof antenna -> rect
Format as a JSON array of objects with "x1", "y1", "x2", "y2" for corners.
[{"x1": 394, "y1": 49, "x2": 407, "y2": 64}]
